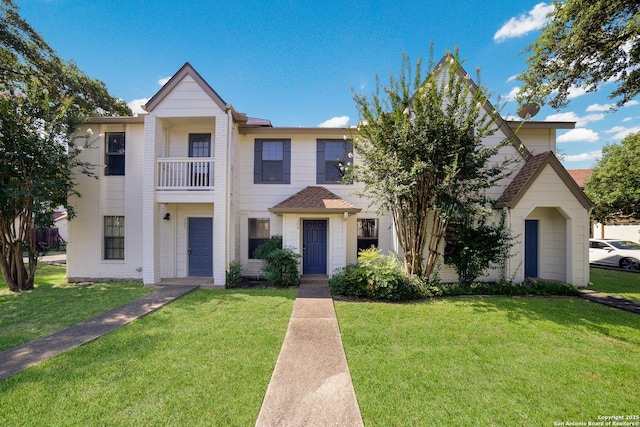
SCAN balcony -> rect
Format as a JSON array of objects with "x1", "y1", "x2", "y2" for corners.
[{"x1": 157, "y1": 158, "x2": 214, "y2": 191}]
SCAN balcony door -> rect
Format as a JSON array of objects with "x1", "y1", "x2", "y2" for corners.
[{"x1": 189, "y1": 134, "x2": 211, "y2": 187}]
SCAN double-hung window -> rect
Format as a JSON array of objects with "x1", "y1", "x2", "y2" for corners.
[
  {"x1": 317, "y1": 139, "x2": 353, "y2": 184},
  {"x1": 254, "y1": 139, "x2": 291, "y2": 184},
  {"x1": 248, "y1": 218, "x2": 270, "y2": 258},
  {"x1": 104, "y1": 216, "x2": 125, "y2": 260},
  {"x1": 357, "y1": 218, "x2": 379, "y2": 252},
  {"x1": 105, "y1": 132, "x2": 125, "y2": 176}
]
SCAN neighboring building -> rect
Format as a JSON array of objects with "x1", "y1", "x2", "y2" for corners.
[
  {"x1": 569, "y1": 168, "x2": 640, "y2": 242},
  {"x1": 67, "y1": 57, "x2": 593, "y2": 287}
]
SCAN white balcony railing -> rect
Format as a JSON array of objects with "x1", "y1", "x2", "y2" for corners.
[{"x1": 157, "y1": 158, "x2": 214, "y2": 190}]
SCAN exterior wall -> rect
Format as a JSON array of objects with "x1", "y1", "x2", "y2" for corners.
[
  {"x1": 150, "y1": 75, "x2": 222, "y2": 117},
  {"x1": 67, "y1": 122, "x2": 145, "y2": 281},
  {"x1": 159, "y1": 203, "x2": 214, "y2": 278},
  {"x1": 236, "y1": 130, "x2": 387, "y2": 277},
  {"x1": 505, "y1": 166, "x2": 590, "y2": 286},
  {"x1": 593, "y1": 223, "x2": 640, "y2": 242},
  {"x1": 513, "y1": 128, "x2": 555, "y2": 155}
]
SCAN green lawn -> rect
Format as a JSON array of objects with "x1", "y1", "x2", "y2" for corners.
[
  {"x1": 589, "y1": 266, "x2": 640, "y2": 302},
  {"x1": 0, "y1": 265, "x2": 152, "y2": 351},
  {"x1": 336, "y1": 297, "x2": 640, "y2": 426},
  {"x1": 0, "y1": 288, "x2": 296, "y2": 426}
]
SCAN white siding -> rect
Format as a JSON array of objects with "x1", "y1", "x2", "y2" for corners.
[
  {"x1": 67, "y1": 122, "x2": 145, "y2": 281},
  {"x1": 506, "y1": 166, "x2": 590, "y2": 286}
]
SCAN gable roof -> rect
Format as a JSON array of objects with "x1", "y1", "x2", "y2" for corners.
[
  {"x1": 269, "y1": 186, "x2": 361, "y2": 214},
  {"x1": 495, "y1": 151, "x2": 593, "y2": 210},
  {"x1": 143, "y1": 62, "x2": 228, "y2": 112},
  {"x1": 432, "y1": 54, "x2": 533, "y2": 161}
]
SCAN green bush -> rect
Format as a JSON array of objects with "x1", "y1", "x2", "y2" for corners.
[
  {"x1": 437, "y1": 278, "x2": 580, "y2": 297},
  {"x1": 329, "y1": 248, "x2": 422, "y2": 301},
  {"x1": 254, "y1": 236, "x2": 300, "y2": 287},
  {"x1": 225, "y1": 261, "x2": 242, "y2": 288}
]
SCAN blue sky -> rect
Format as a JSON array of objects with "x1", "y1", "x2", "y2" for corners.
[{"x1": 15, "y1": 0, "x2": 640, "y2": 169}]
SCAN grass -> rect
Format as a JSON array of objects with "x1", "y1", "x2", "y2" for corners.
[
  {"x1": 335, "y1": 297, "x2": 640, "y2": 426},
  {"x1": 589, "y1": 266, "x2": 640, "y2": 302},
  {"x1": 0, "y1": 288, "x2": 297, "y2": 425},
  {"x1": 0, "y1": 265, "x2": 152, "y2": 351}
]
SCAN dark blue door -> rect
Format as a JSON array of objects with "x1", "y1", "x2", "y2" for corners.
[
  {"x1": 189, "y1": 217, "x2": 213, "y2": 277},
  {"x1": 525, "y1": 220, "x2": 539, "y2": 278},
  {"x1": 303, "y1": 220, "x2": 327, "y2": 274}
]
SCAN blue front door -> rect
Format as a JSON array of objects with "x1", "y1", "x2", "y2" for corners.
[
  {"x1": 188, "y1": 217, "x2": 213, "y2": 277},
  {"x1": 303, "y1": 220, "x2": 327, "y2": 274},
  {"x1": 524, "y1": 219, "x2": 539, "y2": 278}
]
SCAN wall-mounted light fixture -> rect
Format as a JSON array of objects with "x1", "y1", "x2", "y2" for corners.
[{"x1": 163, "y1": 213, "x2": 171, "y2": 220}]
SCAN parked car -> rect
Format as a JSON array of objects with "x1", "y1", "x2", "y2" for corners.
[{"x1": 589, "y1": 239, "x2": 640, "y2": 270}]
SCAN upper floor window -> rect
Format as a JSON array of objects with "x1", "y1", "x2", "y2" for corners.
[
  {"x1": 254, "y1": 139, "x2": 291, "y2": 184},
  {"x1": 105, "y1": 132, "x2": 125, "y2": 176},
  {"x1": 248, "y1": 218, "x2": 270, "y2": 258},
  {"x1": 317, "y1": 139, "x2": 353, "y2": 184},
  {"x1": 357, "y1": 218, "x2": 378, "y2": 252}
]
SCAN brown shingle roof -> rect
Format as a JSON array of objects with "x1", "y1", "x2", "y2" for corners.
[
  {"x1": 495, "y1": 151, "x2": 593, "y2": 210},
  {"x1": 269, "y1": 186, "x2": 362, "y2": 213}
]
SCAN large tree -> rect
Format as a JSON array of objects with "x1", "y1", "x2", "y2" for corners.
[
  {"x1": 518, "y1": 0, "x2": 640, "y2": 109},
  {"x1": 584, "y1": 132, "x2": 640, "y2": 223},
  {"x1": 0, "y1": 0, "x2": 131, "y2": 291},
  {"x1": 351, "y1": 50, "x2": 507, "y2": 278}
]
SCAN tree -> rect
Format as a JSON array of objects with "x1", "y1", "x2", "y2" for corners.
[
  {"x1": 0, "y1": 0, "x2": 131, "y2": 291},
  {"x1": 518, "y1": 0, "x2": 640, "y2": 109},
  {"x1": 444, "y1": 209, "x2": 513, "y2": 286},
  {"x1": 584, "y1": 132, "x2": 640, "y2": 223},
  {"x1": 351, "y1": 49, "x2": 507, "y2": 278}
]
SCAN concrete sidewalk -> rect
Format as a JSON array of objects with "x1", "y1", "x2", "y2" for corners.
[
  {"x1": 0, "y1": 285, "x2": 198, "y2": 380},
  {"x1": 579, "y1": 289, "x2": 640, "y2": 314},
  {"x1": 255, "y1": 275, "x2": 364, "y2": 427}
]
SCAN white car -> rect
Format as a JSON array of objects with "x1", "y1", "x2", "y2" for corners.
[{"x1": 589, "y1": 239, "x2": 640, "y2": 271}]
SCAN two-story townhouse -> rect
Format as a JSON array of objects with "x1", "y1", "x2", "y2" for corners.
[{"x1": 67, "y1": 58, "x2": 593, "y2": 287}]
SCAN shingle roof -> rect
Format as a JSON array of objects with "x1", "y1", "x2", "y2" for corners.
[
  {"x1": 495, "y1": 151, "x2": 593, "y2": 210},
  {"x1": 269, "y1": 186, "x2": 362, "y2": 213}
]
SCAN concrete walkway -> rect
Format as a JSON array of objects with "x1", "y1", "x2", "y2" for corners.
[
  {"x1": 255, "y1": 275, "x2": 364, "y2": 427},
  {"x1": 579, "y1": 289, "x2": 640, "y2": 314},
  {"x1": 0, "y1": 285, "x2": 198, "y2": 380}
]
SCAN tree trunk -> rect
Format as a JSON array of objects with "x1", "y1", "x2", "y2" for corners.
[{"x1": 0, "y1": 216, "x2": 37, "y2": 292}]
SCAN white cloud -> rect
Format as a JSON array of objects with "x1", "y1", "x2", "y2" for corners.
[
  {"x1": 493, "y1": 3, "x2": 554, "y2": 42},
  {"x1": 158, "y1": 76, "x2": 171, "y2": 86},
  {"x1": 507, "y1": 74, "x2": 519, "y2": 82},
  {"x1": 564, "y1": 150, "x2": 602, "y2": 162},
  {"x1": 127, "y1": 98, "x2": 149, "y2": 115},
  {"x1": 544, "y1": 111, "x2": 604, "y2": 127},
  {"x1": 586, "y1": 103, "x2": 613, "y2": 112},
  {"x1": 566, "y1": 85, "x2": 587, "y2": 99},
  {"x1": 604, "y1": 125, "x2": 640, "y2": 140},
  {"x1": 623, "y1": 117, "x2": 633, "y2": 122},
  {"x1": 557, "y1": 128, "x2": 599, "y2": 143},
  {"x1": 318, "y1": 116, "x2": 350, "y2": 128},
  {"x1": 501, "y1": 87, "x2": 521, "y2": 102},
  {"x1": 625, "y1": 100, "x2": 639, "y2": 107}
]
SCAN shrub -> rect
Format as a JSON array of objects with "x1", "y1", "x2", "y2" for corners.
[
  {"x1": 329, "y1": 248, "x2": 422, "y2": 301},
  {"x1": 437, "y1": 278, "x2": 580, "y2": 297},
  {"x1": 254, "y1": 236, "x2": 300, "y2": 287},
  {"x1": 225, "y1": 261, "x2": 242, "y2": 288},
  {"x1": 445, "y1": 211, "x2": 514, "y2": 286}
]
